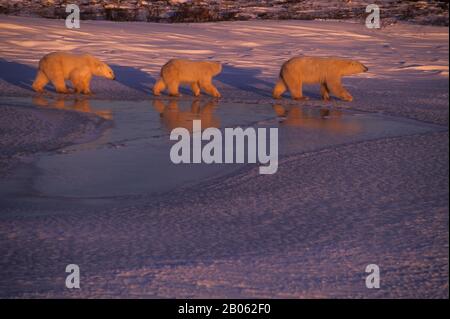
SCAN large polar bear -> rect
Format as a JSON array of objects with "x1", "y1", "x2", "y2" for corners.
[
  {"x1": 153, "y1": 59, "x2": 222, "y2": 97},
  {"x1": 273, "y1": 56, "x2": 368, "y2": 101},
  {"x1": 32, "y1": 52, "x2": 115, "y2": 94}
]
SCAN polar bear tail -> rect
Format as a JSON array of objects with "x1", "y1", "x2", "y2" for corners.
[{"x1": 272, "y1": 77, "x2": 287, "y2": 99}]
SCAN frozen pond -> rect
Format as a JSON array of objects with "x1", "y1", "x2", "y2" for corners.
[{"x1": 0, "y1": 96, "x2": 445, "y2": 203}]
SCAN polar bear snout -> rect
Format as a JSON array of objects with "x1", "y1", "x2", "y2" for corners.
[
  {"x1": 94, "y1": 61, "x2": 115, "y2": 80},
  {"x1": 104, "y1": 67, "x2": 115, "y2": 80}
]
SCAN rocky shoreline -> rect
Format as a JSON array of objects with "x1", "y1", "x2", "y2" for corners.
[{"x1": 0, "y1": 0, "x2": 448, "y2": 25}]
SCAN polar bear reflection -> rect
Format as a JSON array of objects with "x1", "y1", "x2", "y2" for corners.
[
  {"x1": 153, "y1": 99, "x2": 220, "y2": 132},
  {"x1": 32, "y1": 96, "x2": 112, "y2": 120},
  {"x1": 273, "y1": 105, "x2": 361, "y2": 134}
]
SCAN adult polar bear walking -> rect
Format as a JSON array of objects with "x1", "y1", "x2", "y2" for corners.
[
  {"x1": 32, "y1": 52, "x2": 115, "y2": 94},
  {"x1": 153, "y1": 59, "x2": 222, "y2": 97},
  {"x1": 273, "y1": 56, "x2": 368, "y2": 101}
]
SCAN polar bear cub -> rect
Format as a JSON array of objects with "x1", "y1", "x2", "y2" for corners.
[
  {"x1": 153, "y1": 59, "x2": 222, "y2": 98},
  {"x1": 32, "y1": 52, "x2": 115, "y2": 94},
  {"x1": 273, "y1": 56, "x2": 368, "y2": 102}
]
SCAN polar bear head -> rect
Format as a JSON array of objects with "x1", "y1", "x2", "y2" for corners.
[
  {"x1": 341, "y1": 60, "x2": 369, "y2": 76},
  {"x1": 87, "y1": 55, "x2": 115, "y2": 80}
]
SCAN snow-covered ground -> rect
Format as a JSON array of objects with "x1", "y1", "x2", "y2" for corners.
[
  {"x1": 0, "y1": 16, "x2": 448, "y2": 120},
  {"x1": 0, "y1": 16, "x2": 448, "y2": 298}
]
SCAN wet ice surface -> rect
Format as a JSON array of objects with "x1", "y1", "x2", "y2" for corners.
[
  {"x1": 0, "y1": 99, "x2": 447, "y2": 298},
  {"x1": 0, "y1": 96, "x2": 444, "y2": 202}
]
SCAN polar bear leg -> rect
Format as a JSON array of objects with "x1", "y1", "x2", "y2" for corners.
[
  {"x1": 199, "y1": 80, "x2": 221, "y2": 98},
  {"x1": 190, "y1": 82, "x2": 201, "y2": 97},
  {"x1": 320, "y1": 83, "x2": 330, "y2": 101},
  {"x1": 80, "y1": 73, "x2": 92, "y2": 95},
  {"x1": 72, "y1": 79, "x2": 82, "y2": 93},
  {"x1": 282, "y1": 72, "x2": 308, "y2": 100},
  {"x1": 81, "y1": 77, "x2": 92, "y2": 95},
  {"x1": 287, "y1": 81, "x2": 307, "y2": 100},
  {"x1": 69, "y1": 70, "x2": 83, "y2": 94},
  {"x1": 47, "y1": 69, "x2": 69, "y2": 94},
  {"x1": 32, "y1": 70, "x2": 49, "y2": 93},
  {"x1": 272, "y1": 79, "x2": 286, "y2": 99},
  {"x1": 153, "y1": 79, "x2": 166, "y2": 96},
  {"x1": 70, "y1": 68, "x2": 92, "y2": 95},
  {"x1": 167, "y1": 81, "x2": 181, "y2": 97},
  {"x1": 326, "y1": 78, "x2": 353, "y2": 102}
]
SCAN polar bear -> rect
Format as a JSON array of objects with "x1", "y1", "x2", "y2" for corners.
[
  {"x1": 273, "y1": 56, "x2": 368, "y2": 102},
  {"x1": 153, "y1": 59, "x2": 222, "y2": 97},
  {"x1": 32, "y1": 52, "x2": 115, "y2": 94}
]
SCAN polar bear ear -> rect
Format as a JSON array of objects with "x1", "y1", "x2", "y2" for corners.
[{"x1": 95, "y1": 62, "x2": 108, "y2": 75}]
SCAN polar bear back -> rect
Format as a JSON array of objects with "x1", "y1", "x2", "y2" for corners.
[
  {"x1": 161, "y1": 59, "x2": 222, "y2": 83},
  {"x1": 281, "y1": 56, "x2": 367, "y2": 84},
  {"x1": 39, "y1": 52, "x2": 93, "y2": 78},
  {"x1": 38, "y1": 52, "x2": 114, "y2": 81}
]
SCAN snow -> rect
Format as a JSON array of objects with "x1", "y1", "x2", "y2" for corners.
[
  {"x1": 0, "y1": 16, "x2": 448, "y2": 101},
  {"x1": 0, "y1": 15, "x2": 448, "y2": 298}
]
